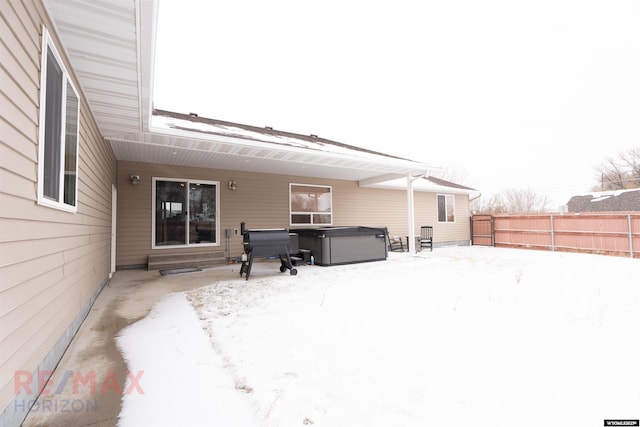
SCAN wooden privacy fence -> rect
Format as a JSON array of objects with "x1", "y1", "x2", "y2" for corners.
[{"x1": 471, "y1": 213, "x2": 640, "y2": 258}]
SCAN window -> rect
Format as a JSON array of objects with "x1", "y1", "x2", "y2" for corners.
[
  {"x1": 38, "y1": 28, "x2": 79, "y2": 211},
  {"x1": 153, "y1": 178, "x2": 219, "y2": 248},
  {"x1": 290, "y1": 184, "x2": 332, "y2": 225},
  {"x1": 437, "y1": 194, "x2": 455, "y2": 223}
]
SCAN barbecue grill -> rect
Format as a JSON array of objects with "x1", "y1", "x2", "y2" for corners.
[{"x1": 239, "y1": 222, "x2": 298, "y2": 280}]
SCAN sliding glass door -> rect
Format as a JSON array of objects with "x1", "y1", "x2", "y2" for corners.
[
  {"x1": 188, "y1": 182, "x2": 216, "y2": 244},
  {"x1": 153, "y1": 178, "x2": 219, "y2": 248}
]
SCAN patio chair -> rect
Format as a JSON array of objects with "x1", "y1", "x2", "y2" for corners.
[
  {"x1": 386, "y1": 229, "x2": 405, "y2": 252},
  {"x1": 418, "y1": 226, "x2": 433, "y2": 251}
]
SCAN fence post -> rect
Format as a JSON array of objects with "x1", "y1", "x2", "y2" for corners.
[
  {"x1": 491, "y1": 215, "x2": 495, "y2": 247},
  {"x1": 628, "y1": 214, "x2": 634, "y2": 258},
  {"x1": 550, "y1": 214, "x2": 555, "y2": 252}
]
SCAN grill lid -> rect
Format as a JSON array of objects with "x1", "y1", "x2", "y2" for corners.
[{"x1": 243, "y1": 229, "x2": 291, "y2": 247}]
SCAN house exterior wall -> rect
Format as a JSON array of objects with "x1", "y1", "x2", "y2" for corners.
[
  {"x1": 0, "y1": 1, "x2": 116, "y2": 425},
  {"x1": 117, "y1": 161, "x2": 471, "y2": 268}
]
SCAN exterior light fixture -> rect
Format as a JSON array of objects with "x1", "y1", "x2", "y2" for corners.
[
  {"x1": 228, "y1": 180, "x2": 238, "y2": 191},
  {"x1": 130, "y1": 175, "x2": 140, "y2": 186}
]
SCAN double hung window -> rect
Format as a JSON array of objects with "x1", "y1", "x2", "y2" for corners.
[
  {"x1": 437, "y1": 194, "x2": 455, "y2": 223},
  {"x1": 38, "y1": 28, "x2": 79, "y2": 211}
]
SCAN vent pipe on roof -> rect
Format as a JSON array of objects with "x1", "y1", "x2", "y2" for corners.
[
  {"x1": 189, "y1": 112, "x2": 198, "y2": 117},
  {"x1": 310, "y1": 134, "x2": 318, "y2": 138},
  {"x1": 265, "y1": 126, "x2": 273, "y2": 130}
]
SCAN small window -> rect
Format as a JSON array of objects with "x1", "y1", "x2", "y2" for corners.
[
  {"x1": 290, "y1": 184, "x2": 332, "y2": 225},
  {"x1": 38, "y1": 28, "x2": 79, "y2": 211},
  {"x1": 437, "y1": 194, "x2": 455, "y2": 223}
]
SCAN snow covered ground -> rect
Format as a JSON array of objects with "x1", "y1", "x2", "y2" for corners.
[{"x1": 117, "y1": 247, "x2": 640, "y2": 427}]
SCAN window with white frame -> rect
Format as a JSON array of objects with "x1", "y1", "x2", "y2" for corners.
[
  {"x1": 38, "y1": 28, "x2": 79, "y2": 211},
  {"x1": 290, "y1": 184, "x2": 332, "y2": 225},
  {"x1": 437, "y1": 194, "x2": 455, "y2": 223}
]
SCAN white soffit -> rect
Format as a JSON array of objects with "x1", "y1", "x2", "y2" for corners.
[{"x1": 44, "y1": 0, "x2": 156, "y2": 136}]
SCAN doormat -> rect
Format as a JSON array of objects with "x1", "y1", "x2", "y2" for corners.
[{"x1": 159, "y1": 267, "x2": 202, "y2": 276}]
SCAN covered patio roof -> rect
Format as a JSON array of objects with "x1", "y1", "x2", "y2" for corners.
[{"x1": 112, "y1": 108, "x2": 440, "y2": 183}]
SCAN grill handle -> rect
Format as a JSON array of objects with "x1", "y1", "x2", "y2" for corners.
[{"x1": 240, "y1": 221, "x2": 247, "y2": 235}]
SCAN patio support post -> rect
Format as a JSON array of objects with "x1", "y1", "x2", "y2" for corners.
[{"x1": 407, "y1": 174, "x2": 416, "y2": 253}]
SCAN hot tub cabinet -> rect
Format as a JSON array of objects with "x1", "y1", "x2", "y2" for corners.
[{"x1": 295, "y1": 226, "x2": 388, "y2": 266}]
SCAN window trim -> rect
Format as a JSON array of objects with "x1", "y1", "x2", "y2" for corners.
[
  {"x1": 437, "y1": 193, "x2": 456, "y2": 223},
  {"x1": 37, "y1": 27, "x2": 80, "y2": 212},
  {"x1": 151, "y1": 177, "x2": 220, "y2": 249},
  {"x1": 289, "y1": 183, "x2": 333, "y2": 226}
]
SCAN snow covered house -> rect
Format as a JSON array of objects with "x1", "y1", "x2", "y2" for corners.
[
  {"x1": 567, "y1": 188, "x2": 640, "y2": 213},
  {"x1": 0, "y1": 0, "x2": 477, "y2": 425}
]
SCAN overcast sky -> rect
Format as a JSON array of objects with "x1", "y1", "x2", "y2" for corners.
[{"x1": 153, "y1": 0, "x2": 640, "y2": 207}]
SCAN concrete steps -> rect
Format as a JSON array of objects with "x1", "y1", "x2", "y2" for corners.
[{"x1": 147, "y1": 251, "x2": 227, "y2": 271}]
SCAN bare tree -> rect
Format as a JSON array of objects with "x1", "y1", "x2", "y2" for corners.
[
  {"x1": 593, "y1": 147, "x2": 640, "y2": 190},
  {"x1": 471, "y1": 193, "x2": 506, "y2": 214},
  {"x1": 431, "y1": 166, "x2": 469, "y2": 186},
  {"x1": 471, "y1": 188, "x2": 551, "y2": 214}
]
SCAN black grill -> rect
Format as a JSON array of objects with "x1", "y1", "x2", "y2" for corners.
[{"x1": 239, "y1": 222, "x2": 298, "y2": 280}]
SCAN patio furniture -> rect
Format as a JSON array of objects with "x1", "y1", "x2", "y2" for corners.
[
  {"x1": 386, "y1": 229, "x2": 406, "y2": 252},
  {"x1": 418, "y1": 226, "x2": 433, "y2": 251}
]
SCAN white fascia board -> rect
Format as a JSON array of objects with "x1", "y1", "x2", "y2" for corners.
[
  {"x1": 138, "y1": 0, "x2": 159, "y2": 132},
  {"x1": 358, "y1": 174, "x2": 408, "y2": 187}
]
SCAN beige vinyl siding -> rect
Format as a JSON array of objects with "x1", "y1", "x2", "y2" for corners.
[
  {"x1": 429, "y1": 193, "x2": 471, "y2": 243},
  {"x1": 0, "y1": 0, "x2": 116, "y2": 421},
  {"x1": 117, "y1": 162, "x2": 471, "y2": 267}
]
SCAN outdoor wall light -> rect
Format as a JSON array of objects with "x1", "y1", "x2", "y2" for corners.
[
  {"x1": 228, "y1": 180, "x2": 238, "y2": 191},
  {"x1": 130, "y1": 175, "x2": 140, "y2": 186}
]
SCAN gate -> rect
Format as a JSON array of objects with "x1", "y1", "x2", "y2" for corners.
[{"x1": 471, "y1": 215, "x2": 493, "y2": 246}]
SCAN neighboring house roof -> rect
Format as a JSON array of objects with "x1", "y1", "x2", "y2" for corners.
[
  {"x1": 567, "y1": 188, "x2": 640, "y2": 212},
  {"x1": 42, "y1": 0, "x2": 472, "y2": 190}
]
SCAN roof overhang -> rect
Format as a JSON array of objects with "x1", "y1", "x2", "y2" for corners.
[
  {"x1": 362, "y1": 177, "x2": 479, "y2": 195},
  {"x1": 43, "y1": 0, "x2": 157, "y2": 137},
  {"x1": 43, "y1": 0, "x2": 454, "y2": 188}
]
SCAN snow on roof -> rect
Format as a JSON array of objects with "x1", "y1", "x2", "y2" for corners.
[
  {"x1": 580, "y1": 188, "x2": 640, "y2": 199},
  {"x1": 152, "y1": 109, "x2": 421, "y2": 165},
  {"x1": 567, "y1": 188, "x2": 640, "y2": 212}
]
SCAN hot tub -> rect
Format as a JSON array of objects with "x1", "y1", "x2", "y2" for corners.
[{"x1": 294, "y1": 226, "x2": 388, "y2": 266}]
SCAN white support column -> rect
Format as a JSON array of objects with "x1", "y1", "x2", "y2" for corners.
[{"x1": 407, "y1": 175, "x2": 416, "y2": 253}]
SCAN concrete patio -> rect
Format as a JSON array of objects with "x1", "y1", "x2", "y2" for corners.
[{"x1": 20, "y1": 264, "x2": 245, "y2": 427}]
